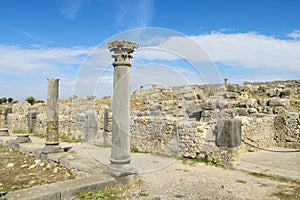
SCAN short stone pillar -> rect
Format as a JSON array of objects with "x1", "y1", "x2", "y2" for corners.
[
  {"x1": 16, "y1": 134, "x2": 31, "y2": 143},
  {"x1": 224, "y1": 78, "x2": 228, "y2": 85},
  {"x1": 28, "y1": 112, "x2": 38, "y2": 133},
  {"x1": 0, "y1": 128, "x2": 9, "y2": 136},
  {"x1": 216, "y1": 118, "x2": 242, "y2": 147},
  {"x1": 85, "y1": 111, "x2": 98, "y2": 143},
  {"x1": 1, "y1": 107, "x2": 11, "y2": 129},
  {"x1": 42, "y1": 78, "x2": 61, "y2": 154},
  {"x1": 103, "y1": 108, "x2": 109, "y2": 145},
  {"x1": 106, "y1": 40, "x2": 138, "y2": 177}
]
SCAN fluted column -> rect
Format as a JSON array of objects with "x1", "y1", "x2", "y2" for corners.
[{"x1": 106, "y1": 40, "x2": 138, "y2": 177}]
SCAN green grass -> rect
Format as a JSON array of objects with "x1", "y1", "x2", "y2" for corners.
[
  {"x1": 31, "y1": 132, "x2": 46, "y2": 138},
  {"x1": 24, "y1": 184, "x2": 32, "y2": 189},
  {"x1": 78, "y1": 191, "x2": 120, "y2": 200},
  {"x1": 152, "y1": 197, "x2": 161, "y2": 200},
  {"x1": 12, "y1": 129, "x2": 29, "y2": 134},
  {"x1": 174, "y1": 194, "x2": 185, "y2": 198},
  {"x1": 249, "y1": 172, "x2": 268, "y2": 178},
  {"x1": 59, "y1": 135, "x2": 83, "y2": 143},
  {"x1": 236, "y1": 180, "x2": 247, "y2": 184},
  {"x1": 181, "y1": 157, "x2": 220, "y2": 166},
  {"x1": 77, "y1": 182, "x2": 136, "y2": 200},
  {"x1": 96, "y1": 144, "x2": 112, "y2": 148},
  {"x1": 273, "y1": 185, "x2": 300, "y2": 200},
  {"x1": 8, "y1": 186, "x2": 17, "y2": 192},
  {"x1": 130, "y1": 146, "x2": 140, "y2": 153},
  {"x1": 139, "y1": 190, "x2": 149, "y2": 197}
]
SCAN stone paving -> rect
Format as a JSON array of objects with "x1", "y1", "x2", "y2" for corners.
[
  {"x1": 237, "y1": 148, "x2": 300, "y2": 182},
  {"x1": 0, "y1": 134, "x2": 299, "y2": 199}
]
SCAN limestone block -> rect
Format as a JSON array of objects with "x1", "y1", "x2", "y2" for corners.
[
  {"x1": 280, "y1": 89, "x2": 292, "y2": 97},
  {"x1": 235, "y1": 108, "x2": 247, "y2": 116},
  {"x1": 258, "y1": 85, "x2": 267, "y2": 92},
  {"x1": 268, "y1": 98, "x2": 290, "y2": 107},
  {"x1": 183, "y1": 93, "x2": 197, "y2": 101},
  {"x1": 226, "y1": 84, "x2": 239, "y2": 92},
  {"x1": 202, "y1": 98, "x2": 227, "y2": 110},
  {"x1": 150, "y1": 103, "x2": 162, "y2": 111},
  {"x1": 196, "y1": 92, "x2": 205, "y2": 100},
  {"x1": 248, "y1": 108, "x2": 258, "y2": 114},
  {"x1": 267, "y1": 88, "x2": 280, "y2": 97},
  {"x1": 216, "y1": 119, "x2": 242, "y2": 147},
  {"x1": 225, "y1": 92, "x2": 239, "y2": 99}
]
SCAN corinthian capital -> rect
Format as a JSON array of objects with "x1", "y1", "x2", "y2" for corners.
[{"x1": 107, "y1": 40, "x2": 139, "y2": 62}]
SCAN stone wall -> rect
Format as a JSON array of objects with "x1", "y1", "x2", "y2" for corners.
[{"x1": 1, "y1": 79, "x2": 299, "y2": 164}]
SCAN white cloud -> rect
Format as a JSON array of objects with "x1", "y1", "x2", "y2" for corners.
[
  {"x1": 140, "y1": 32, "x2": 300, "y2": 73},
  {"x1": 60, "y1": 0, "x2": 83, "y2": 20},
  {"x1": 195, "y1": 32, "x2": 300, "y2": 71},
  {"x1": 287, "y1": 30, "x2": 300, "y2": 40},
  {"x1": 2, "y1": 30, "x2": 300, "y2": 100},
  {"x1": 0, "y1": 45, "x2": 92, "y2": 76},
  {"x1": 115, "y1": 0, "x2": 154, "y2": 28},
  {"x1": 1, "y1": 25, "x2": 51, "y2": 43}
]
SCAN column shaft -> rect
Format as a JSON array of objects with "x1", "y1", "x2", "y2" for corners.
[
  {"x1": 110, "y1": 64, "x2": 131, "y2": 163},
  {"x1": 42, "y1": 78, "x2": 61, "y2": 154},
  {"x1": 106, "y1": 40, "x2": 138, "y2": 176},
  {"x1": 46, "y1": 78, "x2": 59, "y2": 143}
]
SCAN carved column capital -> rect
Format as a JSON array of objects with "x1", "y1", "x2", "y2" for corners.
[{"x1": 107, "y1": 40, "x2": 139, "y2": 66}]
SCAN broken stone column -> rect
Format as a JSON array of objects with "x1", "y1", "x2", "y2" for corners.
[
  {"x1": 85, "y1": 111, "x2": 98, "y2": 143},
  {"x1": 3, "y1": 108, "x2": 10, "y2": 128},
  {"x1": 28, "y1": 112, "x2": 37, "y2": 133},
  {"x1": 16, "y1": 134, "x2": 31, "y2": 143},
  {"x1": 0, "y1": 128, "x2": 9, "y2": 136},
  {"x1": 106, "y1": 40, "x2": 138, "y2": 177},
  {"x1": 42, "y1": 78, "x2": 61, "y2": 154},
  {"x1": 0, "y1": 108, "x2": 10, "y2": 136},
  {"x1": 216, "y1": 118, "x2": 242, "y2": 147},
  {"x1": 224, "y1": 78, "x2": 228, "y2": 85},
  {"x1": 103, "y1": 108, "x2": 109, "y2": 145}
]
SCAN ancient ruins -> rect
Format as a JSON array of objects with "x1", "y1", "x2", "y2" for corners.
[
  {"x1": 0, "y1": 40, "x2": 299, "y2": 169},
  {"x1": 1, "y1": 79, "x2": 299, "y2": 167}
]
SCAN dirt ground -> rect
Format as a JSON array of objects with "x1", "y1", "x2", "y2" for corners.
[
  {"x1": 0, "y1": 143, "x2": 77, "y2": 197},
  {"x1": 1, "y1": 142, "x2": 299, "y2": 200},
  {"x1": 118, "y1": 160, "x2": 300, "y2": 200}
]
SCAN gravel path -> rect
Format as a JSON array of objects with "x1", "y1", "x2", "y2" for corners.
[{"x1": 119, "y1": 160, "x2": 300, "y2": 200}]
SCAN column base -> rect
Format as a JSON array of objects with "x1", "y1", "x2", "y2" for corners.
[
  {"x1": 16, "y1": 134, "x2": 31, "y2": 143},
  {"x1": 42, "y1": 142, "x2": 62, "y2": 154},
  {"x1": 0, "y1": 128, "x2": 9, "y2": 136},
  {"x1": 105, "y1": 158, "x2": 138, "y2": 178}
]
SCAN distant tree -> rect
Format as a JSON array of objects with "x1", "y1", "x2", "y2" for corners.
[
  {"x1": 1, "y1": 97, "x2": 7, "y2": 104},
  {"x1": 25, "y1": 96, "x2": 36, "y2": 105},
  {"x1": 8, "y1": 97, "x2": 13, "y2": 104}
]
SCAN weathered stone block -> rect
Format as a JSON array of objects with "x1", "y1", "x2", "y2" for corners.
[
  {"x1": 225, "y1": 92, "x2": 239, "y2": 99},
  {"x1": 235, "y1": 108, "x2": 247, "y2": 116},
  {"x1": 183, "y1": 93, "x2": 197, "y2": 101},
  {"x1": 216, "y1": 119, "x2": 242, "y2": 147},
  {"x1": 85, "y1": 111, "x2": 98, "y2": 143},
  {"x1": 268, "y1": 98, "x2": 290, "y2": 107},
  {"x1": 267, "y1": 88, "x2": 280, "y2": 97},
  {"x1": 248, "y1": 108, "x2": 258, "y2": 114}
]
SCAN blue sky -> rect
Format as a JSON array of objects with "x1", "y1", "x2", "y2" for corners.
[{"x1": 0, "y1": 0, "x2": 300, "y2": 100}]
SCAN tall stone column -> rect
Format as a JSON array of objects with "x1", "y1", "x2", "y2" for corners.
[
  {"x1": 42, "y1": 78, "x2": 61, "y2": 154},
  {"x1": 103, "y1": 108, "x2": 109, "y2": 146},
  {"x1": 106, "y1": 40, "x2": 138, "y2": 177}
]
